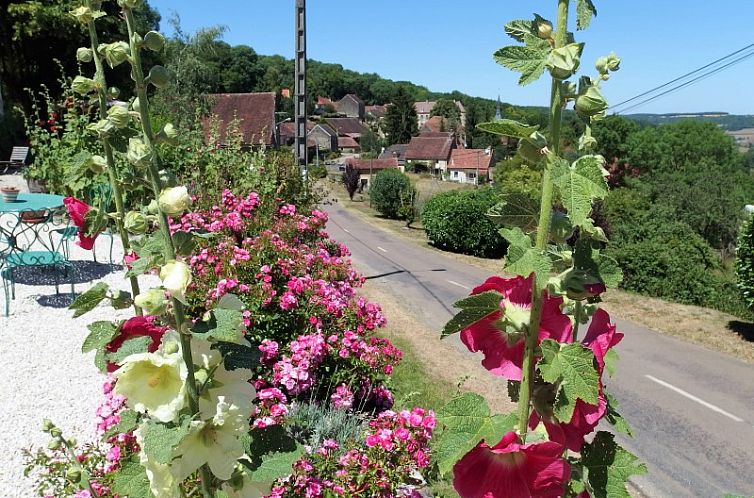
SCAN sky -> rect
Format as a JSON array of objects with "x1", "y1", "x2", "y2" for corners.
[{"x1": 147, "y1": 0, "x2": 754, "y2": 115}]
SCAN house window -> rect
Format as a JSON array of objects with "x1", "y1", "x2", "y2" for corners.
[
  {"x1": 453, "y1": 171, "x2": 458, "y2": 178},
  {"x1": 469, "y1": 173, "x2": 476, "y2": 179}
]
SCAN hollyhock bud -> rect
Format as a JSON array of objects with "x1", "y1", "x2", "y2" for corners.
[
  {"x1": 98, "y1": 41, "x2": 130, "y2": 68},
  {"x1": 546, "y1": 43, "x2": 584, "y2": 80},
  {"x1": 158, "y1": 186, "x2": 192, "y2": 216},
  {"x1": 147, "y1": 199, "x2": 159, "y2": 215},
  {"x1": 575, "y1": 86, "x2": 609, "y2": 119},
  {"x1": 143, "y1": 31, "x2": 166, "y2": 52},
  {"x1": 160, "y1": 260, "x2": 192, "y2": 305},
  {"x1": 126, "y1": 137, "x2": 151, "y2": 167},
  {"x1": 156, "y1": 123, "x2": 179, "y2": 145},
  {"x1": 72, "y1": 76, "x2": 97, "y2": 95},
  {"x1": 107, "y1": 103, "x2": 130, "y2": 129},
  {"x1": 108, "y1": 86, "x2": 120, "y2": 100},
  {"x1": 76, "y1": 47, "x2": 93, "y2": 63},
  {"x1": 606, "y1": 52, "x2": 621, "y2": 71},
  {"x1": 124, "y1": 211, "x2": 148, "y2": 234},
  {"x1": 131, "y1": 97, "x2": 141, "y2": 113},
  {"x1": 562, "y1": 268, "x2": 606, "y2": 301},
  {"x1": 48, "y1": 439, "x2": 61, "y2": 450},
  {"x1": 42, "y1": 419, "x2": 55, "y2": 432},
  {"x1": 89, "y1": 155, "x2": 108, "y2": 173},
  {"x1": 66, "y1": 468, "x2": 82, "y2": 483},
  {"x1": 69, "y1": 6, "x2": 104, "y2": 24},
  {"x1": 534, "y1": 15, "x2": 553, "y2": 39},
  {"x1": 134, "y1": 288, "x2": 167, "y2": 315},
  {"x1": 550, "y1": 211, "x2": 574, "y2": 244},
  {"x1": 87, "y1": 119, "x2": 114, "y2": 138},
  {"x1": 147, "y1": 65, "x2": 171, "y2": 88}
]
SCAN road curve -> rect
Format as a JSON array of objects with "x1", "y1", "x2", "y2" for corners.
[{"x1": 323, "y1": 201, "x2": 754, "y2": 498}]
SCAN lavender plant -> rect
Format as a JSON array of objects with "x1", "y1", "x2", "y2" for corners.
[{"x1": 433, "y1": 1, "x2": 647, "y2": 496}]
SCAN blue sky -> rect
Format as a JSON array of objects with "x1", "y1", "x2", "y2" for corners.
[{"x1": 148, "y1": 0, "x2": 754, "y2": 115}]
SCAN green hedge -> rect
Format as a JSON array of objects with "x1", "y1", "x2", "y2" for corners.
[
  {"x1": 421, "y1": 188, "x2": 506, "y2": 258},
  {"x1": 370, "y1": 169, "x2": 414, "y2": 219}
]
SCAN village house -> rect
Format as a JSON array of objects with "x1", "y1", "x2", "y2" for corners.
[
  {"x1": 379, "y1": 144, "x2": 408, "y2": 166},
  {"x1": 204, "y1": 92, "x2": 277, "y2": 147},
  {"x1": 414, "y1": 100, "x2": 467, "y2": 129},
  {"x1": 325, "y1": 117, "x2": 368, "y2": 153},
  {"x1": 447, "y1": 148, "x2": 493, "y2": 184},
  {"x1": 405, "y1": 132, "x2": 456, "y2": 175},
  {"x1": 345, "y1": 157, "x2": 402, "y2": 190},
  {"x1": 337, "y1": 94, "x2": 365, "y2": 120},
  {"x1": 307, "y1": 123, "x2": 338, "y2": 154}
]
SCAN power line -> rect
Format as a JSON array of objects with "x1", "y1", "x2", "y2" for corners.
[
  {"x1": 613, "y1": 48, "x2": 754, "y2": 114},
  {"x1": 610, "y1": 41, "x2": 754, "y2": 112}
]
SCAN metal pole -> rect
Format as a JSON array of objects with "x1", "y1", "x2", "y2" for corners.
[{"x1": 294, "y1": 0, "x2": 308, "y2": 183}]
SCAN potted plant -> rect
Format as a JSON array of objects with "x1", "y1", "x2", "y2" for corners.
[{"x1": 1, "y1": 186, "x2": 20, "y2": 202}]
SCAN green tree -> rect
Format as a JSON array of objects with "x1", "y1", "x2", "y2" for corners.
[
  {"x1": 370, "y1": 168, "x2": 414, "y2": 218},
  {"x1": 430, "y1": 98, "x2": 460, "y2": 130},
  {"x1": 383, "y1": 88, "x2": 418, "y2": 145},
  {"x1": 592, "y1": 115, "x2": 639, "y2": 162}
]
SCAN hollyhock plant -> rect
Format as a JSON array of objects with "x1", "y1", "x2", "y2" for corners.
[
  {"x1": 105, "y1": 316, "x2": 167, "y2": 372},
  {"x1": 63, "y1": 197, "x2": 100, "y2": 250},
  {"x1": 459, "y1": 275, "x2": 572, "y2": 381},
  {"x1": 452, "y1": 432, "x2": 569, "y2": 498}
]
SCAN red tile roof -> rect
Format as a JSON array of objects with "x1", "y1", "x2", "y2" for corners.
[
  {"x1": 317, "y1": 96, "x2": 334, "y2": 106},
  {"x1": 346, "y1": 157, "x2": 399, "y2": 171},
  {"x1": 326, "y1": 118, "x2": 367, "y2": 136},
  {"x1": 421, "y1": 115, "x2": 447, "y2": 133},
  {"x1": 405, "y1": 135, "x2": 455, "y2": 161},
  {"x1": 204, "y1": 92, "x2": 276, "y2": 146},
  {"x1": 414, "y1": 101, "x2": 436, "y2": 115},
  {"x1": 338, "y1": 136, "x2": 361, "y2": 149},
  {"x1": 365, "y1": 105, "x2": 387, "y2": 118},
  {"x1": 449, "y1": 149, "x2": 493, "y2": 171},
  {"x1": 339, "y1": 94, "x2": 364, "y2": 106}
]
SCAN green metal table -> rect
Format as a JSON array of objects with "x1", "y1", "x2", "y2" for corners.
[{"x1": 0, "y1": 193, "x2": 71, "y2": 315}]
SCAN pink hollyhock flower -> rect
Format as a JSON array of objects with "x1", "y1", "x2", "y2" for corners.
[
  {"x1": 460, "y1": 275, "x2": 572, "y2": 381},
  {"x1": 123, "y1": 251, "x2": 139, "y2": 269},
  {"x1": 105, "y1": 316, "x2": 167, "y2": 372},
  {"x1": 453, "y1": 431, "x2": 569, "y2": 498},
  {"x1": 581, "y1": 309, "x2": 624, "y2": 374},
  {"x1": 64, "y1": 197, "x2": 100, "y2": 250}
]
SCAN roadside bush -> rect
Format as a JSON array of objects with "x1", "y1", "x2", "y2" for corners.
[
  {"x1": 736, "y1": 215, "x2": 754, "y2": 312},
  {"x1": 308, "y1": 163, "x2": 328, "y2": 179},
  {"x1": 422, "y1": 187, "x2": 506, "y2": 258},
  {"x1": 370, "y1": 168, "x2": 415, "y2": 219}
]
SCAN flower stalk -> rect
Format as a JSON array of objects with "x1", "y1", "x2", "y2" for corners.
[
  {"x1": 516, "y1": 0, "x2": 571, "y2": 442},
  {"x1": 121, "y1": 5, "x2": 213, "y2": 496},
  {"x1": 83, "y1": 0, "x2": 141, "y2": 313}
]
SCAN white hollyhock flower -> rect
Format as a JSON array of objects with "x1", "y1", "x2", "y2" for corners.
[
  {"x1": 158, "y1": 186, "x2": 192, "y2": 216},
  {"x1": 160, "y1": 260, "x2": 192, "y2": 305}
]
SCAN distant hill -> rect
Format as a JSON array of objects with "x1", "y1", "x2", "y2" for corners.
[{"x1": 624, "y1": 112, "x2": 754, "y2": 131}]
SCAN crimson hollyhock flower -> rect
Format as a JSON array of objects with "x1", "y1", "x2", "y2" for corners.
[
  {"x1": 459, "y1": 275, "x2": 572, "y2": 381},
  {"x1": 581, "y1": 308, "x2": 623, "y2": 374},
  {"x1": 105, "y1": 316, "x2": 167, "y2": 372},
  {"x1": 63, "y1": 197, "x2": 99, "y2": 250},
  {"x1": 453, "y1": 431, "x2": 570, "y2": 498}
]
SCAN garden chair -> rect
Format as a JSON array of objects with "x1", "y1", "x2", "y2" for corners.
[
  {"x1": 1, "y1": 210, "x2": 74, "y2": 316},
  {"x1": 0, "y1": 146, "x2": 30, "y2": 174}
]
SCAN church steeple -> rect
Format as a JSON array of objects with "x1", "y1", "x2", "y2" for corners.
[{"x1": 495, "y1": 95, "x2": 502, "y2": 120}]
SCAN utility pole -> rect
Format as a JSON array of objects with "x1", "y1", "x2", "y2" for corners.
[{"x1": 294, "y1": 0, "x2": 308, "y2": 184}]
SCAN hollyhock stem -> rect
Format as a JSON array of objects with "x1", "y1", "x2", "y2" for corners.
[
  {"x1": 517, "y1": 0, "x2": 570, "y2": 442},
  {"x1": 123, "y1": 8, "x2": 213, "y2": 497},
  {"x1": 84, "y1": 0, "x2": 141, "y2": 314},
  {"x1": 573, "y1": 301, "x2": 583, "y2": 341}
]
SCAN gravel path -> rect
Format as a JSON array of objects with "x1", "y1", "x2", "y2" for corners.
[{"x1": 0, "y1": 177, "x2": 154, "y2": 496}]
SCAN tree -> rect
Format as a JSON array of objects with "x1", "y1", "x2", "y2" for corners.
[
  {"x1": 383, "y1": 88, "x2": 418, "y2": 145},
  {"x1": 342, "y1": 164, "x2": 360, "y2": 200},
  {"x1": 360, "y1": 129, "x2": 381, "y2": 155},
  {"x1": 592, "y1": 115, "x2": 639, "y2": 162},
  {"x1": 431, "y1": 98, "x2": 460, "y2": 130},
  {"x1": 370, "y1": 168, "x2": 413, "y2": 218}
]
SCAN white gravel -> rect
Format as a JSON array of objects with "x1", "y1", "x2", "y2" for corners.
[{"x1": 0, "y1": 176, "x2": 156, "y2": 496}]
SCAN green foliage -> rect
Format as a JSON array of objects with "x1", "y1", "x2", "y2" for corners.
[
  {"x1": 736, "y1": 215, "x2": 754, "y2": 312},
  {"x1": 477, "y1": 119, "x2": 539, "y2": 138},
  {"x1": 537, "y1": 340, "x2": 600, "y2": 422},
  {"x1": 369, "y1": 168, "x2": 414, "y2": 219},
  {"x1": 500, "y1": 227, "x2": 552, "y2": 286},
  {"x1": 285, "y1": 401, "x2": 366, "y2": 449},
  {"x1": 494, "y1": 29, "x2": 550, "y2": 86},
  {"x1": 141, "y1": 419, "x2": 192, "y2": 464},
  {"x1": 552, "y1": 154, "x2": 609, "y2": 229},
  {"x1": 105, "y1": 336, "x2": 152, "y2": 364},
  {"x1": 442, "y1": 292, "x2": 502, "y2": 338},
  {"x1": 433, "y1": 393, "x2": 517, "y2": 476},
  {"x1": 341, "y1": 164, "x2": 360, "y2": 200},
  {"x1": 242, "y1": 426, "x2": 304, "y2": 482},
  {"x1": 111, "y1": 457, "x2": 152, "y2": 498},
  {"x1": 70, "y1": 282, "x2": 110, "y2": 318},
  {"x1": 422, "y1": 188, "x2": 506, "y2": 258},
  {"x1": 383, "y1": 88, "x2": 419, "y2": 145},
  {"x1": 191, "y1": 308, "x2": 244, "y2": 342},
  {"x1": 581, "y1": 432, "x2": 647, "y2": 498},
  {"x1": 592, "y1": 115, "x2": 639, "y2": 161}
]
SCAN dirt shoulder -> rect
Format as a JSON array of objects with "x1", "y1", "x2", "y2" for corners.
[{"x1": 328, "y1": 182, "x2": 754, "y2": 364}]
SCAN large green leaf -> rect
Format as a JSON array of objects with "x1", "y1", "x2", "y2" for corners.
[
  {"x1": 192, "y1": 308, "x2": 244, "y2": 343},
  {"x1": 574, "y1": 237, "x2": 623, "y2": 288},
  {"x1": 477, "y1": 119, "x2": 539, "y2": 139},
  {"x1": 141, "y1": 419, "x2": 191, "y2": 464},
  {"x1": 537, "y1": 340, "x2": 600, "y2": 422},
  {"x1": 213, "y1": 342, "x2": 262, "y2": 371},
  {"x1": 487, "y1": 194, "x2": 540, "y2": 232},
  {"x1": 242, "y1": 425, "x2": 303, "y2": 482},
  {"x1": 576, "y1": 0, "x2": 598, "y2": 30},
  {"x1": 70, "y1": 282, "x2": 109, "y2": 318},
  {"x1": 106, "y1": 336, "x2": 152, "y2": 365},
  {"x1": 504, "y1": 19, "x2": 535, "y2": 42},
  {"x1": 582, "y1": 432, "x2": 647, "y2": 498},
  {"x1": 553, "y1": 154, "x2": 609, "y2": 229},
  {"x1": 104, "y1": 409, "x2": 139, "y2": 439},
  {"x1": 434, "y1": 393, "x2": 517, "y2": 476},
  {"x1": 441, "y1": 291, "x2": 501, "y2": 338},
  {"x1": 82, "y1": 320, "x2": 118, "y2": 353},
  {"x1": 501, "y1": 227, "x2": 552, "y2": 288},
  {"x1": 493, "y1": 36, "x2": 550, "y2": 86},
  {"x1": 604, "y1": 390, "x2": 632, "y2": 436},
  {"x1": 111, "y1": 457, "x2": 151, "y2": 498}
]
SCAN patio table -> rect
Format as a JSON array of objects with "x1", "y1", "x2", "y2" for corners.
[{"x1": 0, "y1": 193, "x2": 71, "y2": 315}]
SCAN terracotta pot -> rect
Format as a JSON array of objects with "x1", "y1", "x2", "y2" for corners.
[{"x1": 21, "y1": 210, "x2": 47, "y2": 224}]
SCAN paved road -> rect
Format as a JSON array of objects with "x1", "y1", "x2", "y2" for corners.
[{"x1": 323, "y1": 201, "x2": 754, "y2": 498}]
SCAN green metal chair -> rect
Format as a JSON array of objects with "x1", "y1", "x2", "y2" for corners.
[{"x1": 56, "y1": 183, "x2": 116, "y2": 265}]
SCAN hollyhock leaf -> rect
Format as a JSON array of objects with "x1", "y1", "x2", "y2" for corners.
[
  {"x1": 192, "y1": 309, "x2": 244, "y2": 343},
  {"x1": 125, "y1": 255, "x2": 154, "y2": 277},
  {"x1": 574, "y1": 238, "x2": 623, "y2": 289},
  {"x1": 501, "y1": 227, "x2": 552, "y2": 288},
  {"x1": 577, "y1": 0, "x2": 598, "y2": 30},
  {"x1": 487, "y1": 193, "x2": 540, "y2": 232},
  {"x1": 142, "y1": 418, "x2": 191, "y2": 464},
  {"x1": 604, "y1": 391, "x2": 633, "y2": 436},
  {"x1": 218, "y1": 293, "x2": 246, "y2": 311},
  {"x1": 242, "y1": 426, "x2": 303, "y2": 482},
  {"x1": 106, "y1": 336, "x2": 152, "y2": 365},
  {"x1": 104, "y1": 409, "x2": 139, "y2": 439},
  {"x1": 82, "y1": 320, "x2": 118, "y2": 353},
  {"x1": 538, "y1": 340, "x2": 600, "y2": 422},
  {"x1": 494, "y1": 36, "x2": 550, "y2": 86},
  {"x1": 172, "y1": 230, "x2": 197, "y2": 256},
  {"x1": 504, "y1": 19, "x2": 536, "y2": 41},
  {"x1": 442, "y1": 291, "x2": 502, "y2": 338},
  {"x1": 434, "y1": 393, "x2": 517, "y2": 476},
  {"x1": 112, "y1": 456, "x2": 151, "y2": 498},
  {"x1": 604, "y1": 348, "x2": 619, "y2": 377},
  {"x1": 582, "y1": 431, "x2": 647, "y2": 498},
  {"x1": 71, "y1": 282, "x2": 109, "y2": 318},
  {"x1": 553, "y1": 154, "x2": 609, "y2": 229},
  {"x1": 212, "y1": 342, "x2": 261, "y2": 371},
  {"x1": 477, "y1": 119, "x2": 539, "y2": 139},
  {"x1": 111, "y1": 290, "x2": 133, "y2": 310}
]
